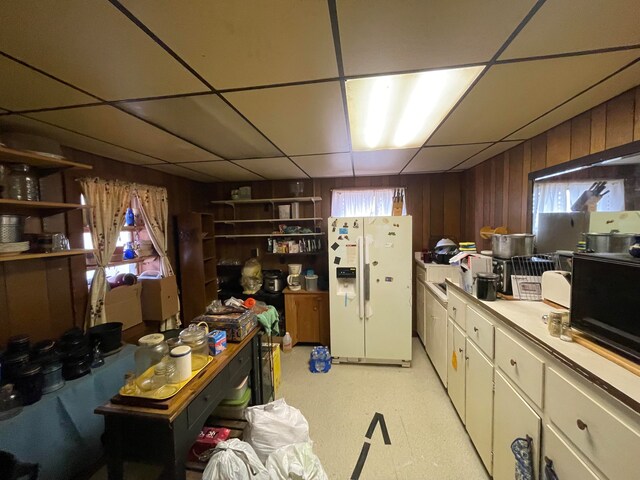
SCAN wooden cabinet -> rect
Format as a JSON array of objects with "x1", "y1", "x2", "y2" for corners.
[
  {"x1": 424, "y1": 287, "x2": 447, "y2": 386},
  {"x1": 447, "y1": 318, "x2": 466, "y2": 423},
  {"x1": 416, "y1": 278, "x2": 426, "y2": 346},
  {"x1": 493, "y1": 370, "x2": 541, "y2": 480},
  {"x1": 284, "y1": 289, "x2": 329, "y2": 346}
]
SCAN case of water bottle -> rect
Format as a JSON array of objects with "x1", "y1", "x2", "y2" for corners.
[{"x1": 309, "y1": 346, "x2": 331, "y2": 373}]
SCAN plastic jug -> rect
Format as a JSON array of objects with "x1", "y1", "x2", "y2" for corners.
[{"x1": 282, "y1": 332, "x2": 292, "y2": 353}]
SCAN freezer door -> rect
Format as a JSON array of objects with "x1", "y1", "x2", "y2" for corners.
[
  {"x1": 328, "y1": 217, "x2": 365, "y2": 358},
  {"x1": 363, "y1": 216, "x2": 413, "y2": 361}
]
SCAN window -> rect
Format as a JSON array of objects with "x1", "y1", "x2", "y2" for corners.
[{"x1": 331, "y1": 187, "x2": 407, "y2": 217}]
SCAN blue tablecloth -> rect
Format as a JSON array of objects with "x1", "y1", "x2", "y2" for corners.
[{"x1": 0, "y1": 345, "x2": 135, "y2": 480}]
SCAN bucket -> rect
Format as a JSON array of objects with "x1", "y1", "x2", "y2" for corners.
[{"x1": 305, "y1": 274, "x2": 318, "y2": 291}]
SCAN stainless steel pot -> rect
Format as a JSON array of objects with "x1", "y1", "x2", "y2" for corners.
[
  {"x1": 491, "y1": 234, "x2": 535, "y2": 259},
  {"x1": 263, "y1": 271, "x2": 284, "y2": 293},
  {"x1": 584, "y1": 232, "x2": 636, "y2": 253}
]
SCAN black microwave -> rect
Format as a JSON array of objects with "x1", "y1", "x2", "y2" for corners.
[{"x1": 571, "y1": 253, "x2": 640, "y2": 362}]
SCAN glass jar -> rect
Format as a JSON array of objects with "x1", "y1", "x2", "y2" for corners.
[
  {"x1": 547, "y1": 311, "x2": 565, "y2": 337},
  {"x1": 148, "y1": 360, "x2": 177, "y2": 390},
  {"x1": 0, "y1": 384, "x2": 23, "y2": 421},
  {"x1": 560, "y1": 315, "x2": 573, "y2": 342},
  {"x1": 134, "y1": 333, "x2": 169, "y2": 389},
  {"x1": 179, "y1": 323, "x2": 209, "y2": 371},
  {"x1": 8, "y1": 164, "x2": 39, "y2": 201}
]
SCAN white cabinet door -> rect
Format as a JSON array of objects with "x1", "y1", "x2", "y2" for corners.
[
  {"x1": 416, "y1": 279, "x2": 426, "y2": 347},
  {"x1": 465, "y1": 340, "x2": 494, "y2": 474},
  {"x1": 542, "y1": 423, "x2": 601, "y2": 480},
  {"x1": 431, "y1": 296, "x2": 448, "y2": 386},
  {"x1": 447, "y1": 319, "x2": 466, "y2": 423},
  {"x1": 493, "y1": 371, "x2": 541, "y2": 480}
]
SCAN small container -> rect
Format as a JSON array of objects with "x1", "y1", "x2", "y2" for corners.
[
  {"x1": 179, "y1": 323, "x2": 209, "y2": 371},
  {"x1": 305, "y1": 274, "x2": 318, "y2": 291},
  {"x1": 547, "y1": 311, "x2": 564, "y2": 337},
  {"x1": 0, "y1": 384, "x2": 23, "y2": 421},
  {"x1": 123, "y1": 372, "x2": 137, "y2": 395},
  {"x1": 14, "y1": 363, "x2": 44, "y2": 405},
  {"x1": 8, "y1": 164, "x2": 39, "y2": 201},
  {"x1": 0, "y1": 215, "x2": 26, "y2": 243},
  {"x1": 62, "y1": 357, "x2": 91, "y2": 380},
  {"x1": 41, "y1": 361, "x2": 64, "y2": 394},
  {"x1": 475, "y1": 273, "x2": 499, "y2": 301},
  {"x1": 166, "y1": 337, "x2": 183, "y2": 350},
  {"x1": 7, "y1": 334, "x2": 30, "y2": 354},
  {"x1": 2, "y1": 353, "x2": 29, "y2": 384},
  {"x1": 134, "y1": 333, "x2": 169, "y2": 384},
  {"x1": 283, "y1": 332, "x2": 292, "y2": 353},
  {"x1": 31, "y1": 339, "x2": 56, "y2": 359},
  {"x1": 238, "y1": 186, "x2": 251, "y2": 199},
  {"x1": 226, "y1": 376, "x2": 249, "y2": 401},
  {"x1": 560, "y1": 315, "x2": 573, "y2": 342},
  {"x1": 170, "y1": 346, "x2": 192, "y2": 383}
]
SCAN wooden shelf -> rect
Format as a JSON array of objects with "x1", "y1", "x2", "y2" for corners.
[
  {"x1": 211, "y1": 196, "x2": 321, "y2": 205},
  {"x1": 86, "y1": 254, "x2": 158, "y2": 268},
  {"x1": 214, "y1": 217, "x2": 322, "y2": 225},
  {"x1": 215, "y1": 232, "x2": 325, "y2": 239},
  {"x1": 266, "y1": 251, "x2": 325, "y2": 256},
  {"x1": 0, "y1": 249, "x2": 93, "y2": 262},
  {"x1": 205, "y1": 277, "x2": 217, "y2": 285},
  {"x1": 0, "y1": 145, "x2": 93, "y2": 172},
  {"x1": 0, "y1": 199, "x2": 91, "y2": 217}
]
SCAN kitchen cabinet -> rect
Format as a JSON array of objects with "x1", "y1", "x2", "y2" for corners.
[
  {"x1": 542, "y1": 423, "x2": 601, "y2": 480},
  {"x1": 447, "y1": 318, "x2": 466, "y2": 423},
  {"x1": 284, "y1": 289, "x2": 329, "y2": 347},
  {"x1": 416, "y1": 278, "x2": 426, "y2": 346},
  {"x1": 493, "y1": 370, "x2": 541, "y2": 480},
  {"x1": 424, "y1": 287, "x2": 447, "y2": 386}
]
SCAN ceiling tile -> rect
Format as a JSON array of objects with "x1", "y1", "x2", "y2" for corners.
[
  {"x1": 337, "y1": 0, "x2": 536, "y2": 76},
  {"x1": 428, "y1": 49, "x2": 640, "y2": 145},
  {"x1": 0, "y1": 56, "x2": 95, "y2": 111},
  {"x1": 121, "y1": 0, "x2": 337, "y2": 89},
  {"x1": 120, "y1": 94, "x2": 280, "y2": 159},
  {"x1": 224, "y1": 82, "x2": 350, "y2": 156},
  {"x1": 353, "y1": 148, "x2": 418, "y2": 175},
  {"x1": 404, "y1": 144, "x2": 492, "y2": 173},
  {"x1": 454, "y1": 141, "x2": 522, "y2": 170},
  {"x1": 0, "y1": 114, "x2": 162, "y2": 165},
  {"x1": 231, "y1": 157, "x2": 306, "y2": 180},
  {"x1": 28, "y1": 106, "x2": 221, "y2": 163},
  {"x1": 181, "y1": 161, "x2": 262, "y2": 182},
  {"x1": 146, "y1": 163, "x2": 217, "y2": 183},
  {"x1": 291, "y1": 153, "x2": 353, "y2": 178},
  {"x1": 507, "y1": 61, "x2": 640, "y2": 140},
  {"x1": 0, "y1": 1, "x2": 205, "y2": 100},
  {"x1": 501, "y1": 1, "x2": 640, "y2": 60}
]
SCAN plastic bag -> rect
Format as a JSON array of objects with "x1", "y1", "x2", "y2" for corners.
[
  {"x1": 202, "y1": 438, "x2": 269, "y2": 480},
  {"x1": 244, "y1": 398, "x2": 310, "y2": 464},
  {"x1": 266, "y1": 443, "x2": 328, "y2": 480}
]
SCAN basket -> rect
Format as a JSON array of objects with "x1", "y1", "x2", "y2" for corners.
[{"x1": 194, "y1": 311, "x2": 257, "y2": 342}]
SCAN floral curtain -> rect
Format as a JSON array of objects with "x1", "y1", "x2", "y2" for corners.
[
  {"x1": 331, "y1": 188, "x2": 407, "y2": 217},
  {"x1": 132, "y1": 184, "x2": 181, "y2": 329},
  {"x1": 80, "y1": 178, "x2": 132, "y2": 327}
]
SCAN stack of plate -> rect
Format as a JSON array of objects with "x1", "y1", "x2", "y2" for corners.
[{"x1": 0, "y1": 241, "x2": 29, "y2": 257}]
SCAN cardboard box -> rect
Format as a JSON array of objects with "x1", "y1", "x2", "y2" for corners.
[
  {"x1": 139, "y1": 275, "x2": 180, "y2": 322},
  {"x1": 105, "y1": 283, "x2": 143, "y2": 330}
]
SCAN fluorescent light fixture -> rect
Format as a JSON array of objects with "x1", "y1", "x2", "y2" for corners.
[{"x1": 346, "y1": 66, "x2": 484, "y2": 151}]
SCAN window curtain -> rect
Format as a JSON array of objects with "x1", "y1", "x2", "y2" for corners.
[
  {"x1": 331, "y1": 188, "x2": 406, "y2": 217},
  {"x1": 79, "y1": 178, "x2": 132, "y2": 327},
  {"x1": 132, "y1": 184, "x2": 181, "y2": 329}
]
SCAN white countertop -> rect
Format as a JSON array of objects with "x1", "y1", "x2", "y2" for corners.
[{"x1": 446, "y1": 280, "x2": 640, "y2": 413}]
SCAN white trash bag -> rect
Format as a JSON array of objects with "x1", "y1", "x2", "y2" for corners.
[
  {"x1": 202, "y1": 438, "x2": 269, "y2": 480},
  {"x1": 266, "y1": 442, "x2": 328, "y2": 480},
  {"x1": 244, "y1": 398, "x2": 310, "y2": 464}
]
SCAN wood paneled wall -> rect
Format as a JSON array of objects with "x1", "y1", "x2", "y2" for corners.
[
  {"x1": 0, "y1": 148, "x2": 207, "y2": 345},
  {"x1": 462, "y1": 86, "x2": 640, "y2": 249}
]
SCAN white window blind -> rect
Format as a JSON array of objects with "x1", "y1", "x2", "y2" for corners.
[{"x1": 331, "y1": 188, "x2": 406, "y2": 217}]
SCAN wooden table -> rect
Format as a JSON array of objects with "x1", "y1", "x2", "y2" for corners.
[{"x1": 95, "y1": 328, "x2": 263, "y2": 480}]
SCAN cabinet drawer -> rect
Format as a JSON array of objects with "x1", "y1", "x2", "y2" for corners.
[
  {"x1": 543, "y1": 424, "x2": 600, "y2": 480},
  {"x1": 447, "y1": 290, "x2": 467, "y2": 330},
  {"x1": 466, "y1": 306, "x2": 494, "y2": 358},
  {"x1": 187, "y1": 369, "x2": 228, "y2": 428},
  {"x1": 546, "y1": 367, "x2": 640, "y2": 480},
  {"x1": 229, "y1": 343, "x2": 253, "y2": 385},
  {"x1": 495, "y1": 329, "x2": 544, "y2": 408},
  {"x1": 416, "y1": 266, "x2": 426, "y2": 283}
]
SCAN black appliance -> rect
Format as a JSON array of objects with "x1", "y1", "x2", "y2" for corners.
[
  {"x1": 263, "y1": 270, "x2": 285, "y2": 293},
  {"x1": 493, "y1": 256, "x2": 556, "y2": 295},
  {"x1": 571, "y1": 253, "x2": 640, "y2": 362},
  {"x1": 492, "y1": 257, "x2": 513, "y2": 294}
]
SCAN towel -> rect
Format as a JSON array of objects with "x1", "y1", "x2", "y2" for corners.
[
  {"x1": 256, "y1": 305, "x2": 280, "y2": 336},
  {"x1": 511, "y1": 437, "x2": 534, "y2": 480}
]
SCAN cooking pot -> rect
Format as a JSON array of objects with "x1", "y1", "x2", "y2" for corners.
[
  {"x1": 263, "y1": 270, "x2": 285, "y2": 293},
  {"x1": 88, "y1": 322, "x2": 123, "y2": 354},
  {"x1": 492, "y1": 234, "x2": 535, "y2": 259},
  {"x1": 584, "y1": 232, "x2": 636, "y2": 253}
]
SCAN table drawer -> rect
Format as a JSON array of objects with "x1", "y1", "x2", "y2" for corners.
[
  {"x1": 416, "y1": 266, "x2": 426, "y2": 283},
  {"x1": 447, "y1": 290, "x2": 467, "y2": 330},
  {"x1": 495, "y1": 329, "x2": 544, "y2": 408},
  {"x1": 466, "y1": 306, "x2": 494, "y2": 358},
  {"x1": 187, "y1": 369, "x2": 228, "y2": 428},
  {"x1": 546, "y1": 367, "x2": 640, "y2": 480},
  {"x1": 229, "y1": 343, "x2": 253, "y2": 385}
]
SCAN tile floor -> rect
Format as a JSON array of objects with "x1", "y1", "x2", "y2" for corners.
[{"x1": 277, "y1": 338, "x2": 490, "y2": 480}]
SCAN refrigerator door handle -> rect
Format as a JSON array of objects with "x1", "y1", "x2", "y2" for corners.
[
  {"x1": 364, "y1": 234, "x2": 372, "y2": 318},
  {"x1": 357, "y1": 235, "x2": 365, "y2": 319}
]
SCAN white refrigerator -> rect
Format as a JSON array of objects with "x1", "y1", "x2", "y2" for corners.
[{"x1": 328, "y1": 215, "x2": 412, "y2": 366}]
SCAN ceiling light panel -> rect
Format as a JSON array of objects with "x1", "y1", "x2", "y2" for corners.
[
  {"x1": 0, "y1": 56, "x2": 95, "y2": 111},
  {"x1": 352, "y1": 148, "x2": 418, "y2": 175},
  {"x1": 291, "y1": 153, "x2": 353, "y2": 178},
  {"x1": 28, "y1": 106, "x2": 221, "y2": 163},
  {"x1": 403, "y1": 144, "x2": 492, "y2": 173},
  {"x1": 347, "y1": 67, "x2": 484, "y2": 151},
  {"x1": 224, "y1": 82, "x2": 350, "y2": 156},
  {"x1": 0, "y1": 114, "x2": 161, "y2": 165},
  {"x1": 120, "y1": 95, "x2": 281, "y2": 159},
  {"x1": 146, "y1": 163, "x2": 218, "y2": 183},
  {"x1": 121, "y1": 0, "x2": 338, "y2": 89},
  {"x1": 337, "y1": 0, "x2": 536, "y2": 76},
  {"x1": 428, "y1": 49, "x2": 640, "y2": 145},
  {"x1": 232, "y1": 157, "x2": 306, "y2": 180},
  {"x1": 500, "y1": 0, "x2": 640, "y2": 60},
  {"x1": 0, "y1": 1, "x2": 205, "y2": 100},
  {"x1": 454, "y1": 141, "x2": 523, "y2": 170},
  {"x1": 181, "y1": 161, "x2": 262, "y2": 182}
]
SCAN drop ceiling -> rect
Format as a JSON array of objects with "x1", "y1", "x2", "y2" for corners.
[{"x1": 0, "y1": 0, "x2": 638, "y2": 182}]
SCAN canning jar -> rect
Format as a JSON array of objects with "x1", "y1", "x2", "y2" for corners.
[
  {"x1": 179, "y1": 323, "x2": 209, "y2": 370},
  {"x1": 8, "y1": 164, "x2": 39, "y2": 201},
  {"x1": 134, "y1": 333, "x2": 169, "y2": 389}
]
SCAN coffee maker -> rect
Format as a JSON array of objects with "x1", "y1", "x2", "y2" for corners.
[{"x1": 287, "y1": 264, "x2": 302, "y2": 291}]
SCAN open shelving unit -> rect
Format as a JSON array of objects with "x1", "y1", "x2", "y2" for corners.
[
  {"x1": 0, "y1": 145, "x2": 93, "y2": 173},
  {"x1": 0, "y1": 249, "x2": 93, "y2": 263},
  {"x1": 210, "y1": 196, "x2": 321, "y2": 206}
]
